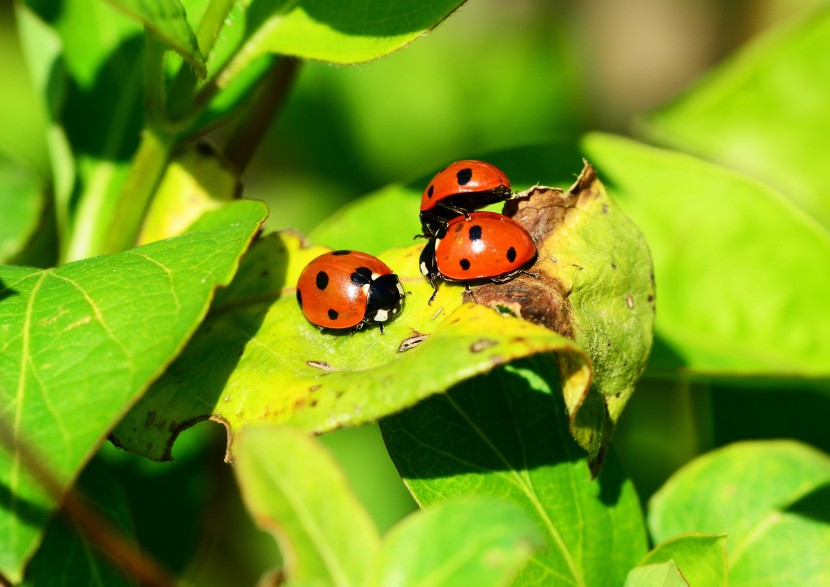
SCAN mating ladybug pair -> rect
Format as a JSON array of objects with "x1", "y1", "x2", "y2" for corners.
[{"x1": 297, "y1": 161, "x2": 538, "y2": 332}]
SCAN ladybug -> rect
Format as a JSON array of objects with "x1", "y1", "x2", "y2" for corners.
[
  {"x1": 419, "y1": 211, "x2": 537, "y2": 303},
  {"x1": 420, "y1": 160, "x2": 512, "y2": 236},
  {"x1": 296, "y1": 250, "x2": 405, "y2": 333}
]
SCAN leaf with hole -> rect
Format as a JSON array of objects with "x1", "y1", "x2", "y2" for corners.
[{"x1": 110, "y1": 230, "x2": 592, "y2": 463}]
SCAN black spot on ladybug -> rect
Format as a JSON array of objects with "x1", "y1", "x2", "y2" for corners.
[
  {"x1": 332, "y1": 250, "x2": 351, "y2": 256},
  {"x1": 506, "y1": 247, "x2": 517, "y2": 263},
  {"x1": 427, "y1": 185, "x2": 434, "y2": 198},
  {"x1": 469, "y1": 225, "x2": 482, "y2": 241},
  {"x1": 351, "y1": 267, "x2": 372, "y2": 286},
  {"x1": 459, "y1": 259, "x2": 471, "y2": 271},
  {"x1": 316, "y1": 271, "x2": 329, "y2": 290},
  {"x1": 456, "y1": 168, "x2": 473, "y2": 185},
  {"x1": 328, "y1": 309, "x2": 338, "y2": 320},
  {"x1": 296, "y1": 288, "x2": 303, "y2": 308}
]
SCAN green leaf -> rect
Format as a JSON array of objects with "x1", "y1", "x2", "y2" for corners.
[
  {"x1": 111, "y1": 230, "x2": 591, "y2": 461},
  {"x1": 202, "y1": 0, "x2": 465, "y2": 98},
  {"x1": 0, "y1": 154, "x2": 47, "y2": 263},
  {"x1": 371, "y1": 498, "x2": 542, "y2": 587},
  {"x1": 244, "y1": 0, "x2": 465, "y2": 64},
  {"x1": 649, "y1": 441, "x2": 830, "y2": 587},
  {"x1": 105, "y1": 0, "x2": 207, "y2": 78},
  {"x1": 308, "y1": 184, "x2": 424, "y2": 253},
  {"x1": 488, "y1": 166, "x2": 654, "y2": 460},
  {"x1": 642, "y1": 7, "x2": 830, "y2": 230},
  {"x1": 623, "y1": 560, "x2": 688, "y2": 587},
  {"x1": 582, "y1": 133, "x2": 830, "y2": 380},
  {"x1": 137, "y1": 144, "x2": 239, "y2": 244},
  {"x1": 638, "y1": 534, "x2": 728, "y2": 587},
  {"x1": 380, "y1": 355, "x2": 648, "y2": 587},
  {"x1": 22, "y1": 463, "x2": 138, "y2": 587},
  {"x1": 234, "y1": 425, "x2": 381, "y2": 587},
  {"x1": 0, "y1": 200, "x2": 266, "y2": 582}
]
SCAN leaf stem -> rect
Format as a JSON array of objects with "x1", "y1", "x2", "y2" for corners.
[
  {"x1": 225, "y1": 57, "x2": 300, "y2": 172},
  {"x1": 101, "y1": 129, "x2": 174, "y2": 254},
  {"x1": 144, "y1": 32, "x2": 166, "y2": 127}
]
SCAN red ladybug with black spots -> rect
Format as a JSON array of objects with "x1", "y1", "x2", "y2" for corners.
[
  {"x1": 420, "y1": 160, "x2": 512, "y2": 236},
  {"x1": 420, "y1": 211, "x2": 537, "y2": 303},
  {"x1": 297, "y1": 250, "x2": 405, "y2": 333}
]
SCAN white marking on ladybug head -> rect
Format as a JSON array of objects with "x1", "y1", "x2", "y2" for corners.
[
  {"x1": 373, "y1": 309, "x2": 390, "y2": 322},
  {"x1": 419, "y1": 262, "x2": 429, "y2": 276},
  {"x1": 396, "y1": 282, "x2": 405, "y2": 296}
]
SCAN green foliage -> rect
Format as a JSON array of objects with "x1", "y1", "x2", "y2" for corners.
[
  {"x1": 0, "y1": 201, "x2": 265, "y2": 581},
  {"x1": 582, "y1": 134, "x2": 830, "y2": 380},
  {"x1": 649, "y1": 441, "x2": 830, "y2": 587},
  {"x1": 234, "y1": 425, "x2": 541, "y2": 587},
  {"x1": 643, "y1": 7, "x2": 830, "y2": 230},
  {"x1": 632, "y1": 534, "x2": 728, "y2": 587},
  {"x1": 1, "y1": 0, "x2": 829, "y2": 585},
  {"x1": 381, "y1": 355, "x2": 648, "y2": 586}
]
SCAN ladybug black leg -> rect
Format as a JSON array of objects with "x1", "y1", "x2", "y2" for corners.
[
  {"x1": 427, "y1": 287, "x2": 439, "y2": 305},
  {"x1": 379, "y1": 323, "x2": 385, "y2": 335}
]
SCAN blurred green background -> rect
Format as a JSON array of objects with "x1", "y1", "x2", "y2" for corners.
[{"x1": 2, "y1": 0, "x2": 828, "y2": 583}]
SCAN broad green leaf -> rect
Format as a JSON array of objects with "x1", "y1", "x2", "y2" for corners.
[
  {"x1": 110, "y1": 231, "x2": 592, "y2": 462},
  {"x1": 105, "y1": 0, "x2": 206, "y2": 77},
  {"x1": 649, "y1": 441, "x2": 830, "y2": 587},
  {"x1": 582, "y1": 133, "x2": 830, "y2": 380},
  {"x1": 234, "y1": 425, "x2": 381, "y2": 587},
  {"x1": 642, "y1": 7, "x2": 830, "y2": 229},
  {"x1": 0, "y1": 154, "x2": 46, "y2": 263},
  {"x1": 239, "y1": 0, "x2": 465, "y2": 65},
  {"x1": 623, "y1": 561, "x2": 688, "y2": 587},
  {"x1": 381, "y1": 355, "x2": 649, "y2": 587},
  {"x1": 370, "y1": 498, "x2": 542, "y2": 587},
  {"x1": 23, "y1": 464, "x2": 138, "y2": 587},
  {"x1": 0, "y1": 200, "x2": 266, "y2": 582},
  {"x1": 638, "y1": 534, "x2": 728, "y2": 587},
  {"x1": 137, "y1": 144, "x2": 239, "y2": 244},
  {"x1": 200, "y1": 0, "x2": 465, "y2": 97}
]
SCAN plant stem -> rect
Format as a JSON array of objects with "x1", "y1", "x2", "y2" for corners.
[
  {"x1": 100, "y1": 129, "x2": 174, "y2": 255},
  {"x1": 195, "y1": 0, "x2": 237, "y2": 55},
  {"x1": 144, "y1": 33, "x2": 166, "y2": 127},
  {"x1": 225, "y1": 57, "x2": 301, "y2": 173}
]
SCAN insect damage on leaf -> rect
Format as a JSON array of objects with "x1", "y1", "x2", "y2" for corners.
[{"x1": 466, "y1": 162, "x2": 655, "y2": 472}]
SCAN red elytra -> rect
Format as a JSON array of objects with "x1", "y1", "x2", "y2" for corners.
[
  {"x1": 419, "y1": 160, "x2": 512, "y2": 236},
  {"x1": 296, "y1": 250, "x2": 405, "y2": 332},
  {"x1": 419, "y1": 211, "x2": 537, "y2": 302}
]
